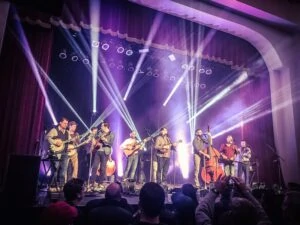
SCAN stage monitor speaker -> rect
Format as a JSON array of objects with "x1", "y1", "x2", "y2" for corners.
[{"x1": 4, "y1": 154, "x2": 41, "y2": 206}]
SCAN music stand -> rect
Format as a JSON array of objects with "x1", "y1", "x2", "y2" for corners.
[{"x1": 145, "y1": 129, "x2": 155, "y2": 182}]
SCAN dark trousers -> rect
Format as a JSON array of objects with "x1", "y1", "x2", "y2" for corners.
[
  {"x1": 238, "y1": 161, "x2": 250, "y2": 186},
  {"x1": 157, "y1": 156, "x2": 170, "y2": 184},
  {"x1": 91, "y1": 151, "x2": 109, "y2": 184},
  {"x1": 137, "y1": 153, "x2": 146, "y2": 183},
  {"x1": 50, "y1": 153, "x2": 68, "y2": 187}
]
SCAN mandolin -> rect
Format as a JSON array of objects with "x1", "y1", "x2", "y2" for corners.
[{"x1": 158, "y1": 140, "x2": 183, "y2": 154}]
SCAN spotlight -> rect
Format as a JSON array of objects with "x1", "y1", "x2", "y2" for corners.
[
  {"x1": 200, "y1": 83, "x2": 206, "y2": 89},
  {"x1": 181, "y1": 64, "x2": 188, "y2": 70},
  {"x1": 128, "y1": 66, "x2": 134, "y2": 72},
  {"x1": 205, "y1": 69, "x2": 212, "y2": 75},
  {"x1": 92, "y1": 40, "x2": 100, "y2": 48},
  {"x1": 108, "y1": 60, "x2": 115, "y2": 68},
  {"x1": 58, "y1": 50, "x2": 67, "y2": 59},
  {"x1": 139, "y1": 48, "x2": 149, "y2": 53},
  {"x1": 199, "y1": 68, "x2": 205, "y2": 74},
  {"x1": 117, "y1": 64, "x2": 124, "y2": 70},
  {"x1": 126, "y1": 49, "x2": 133, "y2": 56},
  {"x1": 189, "y1": 65, "x2": 195, "y2": 71},
  {"x1": 168, "y1": 54, "x2": 176, "y2": 61},
  {"x1": 153, "y1": 70, "x2": 159, "y2": 77},
  {"x1": 82, "y1": 58, "x2": 90, "y2": 64},
  {"x1": 128, "y1": 62, "x2": 135, "y2": 71},
  {"x1": 71, "y1": 55, "x2": 79, "y2": 62},
  {"x1": 102, "y1": 43, "x2": 110, "y2": 51},
  {"x1": 117, "y1": 46, "x2": 125, "y2": 54},
  {"x1": 169, "y1": 75, "x2": 176, "y2": 81}
]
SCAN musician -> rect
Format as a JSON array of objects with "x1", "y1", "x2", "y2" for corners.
[
  {"x1": 155, "y1": 127, "x2": 177, "y2": 185},
  {"x1": 67, "y1": 121, "x2": 80, "y2": 180},
  {"x1": 237, "y1": 140, "x2": 252, "y2": 186},
  {"x1": 90, "y1": 122, "x2": 115, "y2": 188},
  {"x1": 46, "y1": 117, "x2": 69, "y2": 189},
  {"x1": 120, "y1": 131, "x2": 140, "y2": 181},
  {"x1": 78, "y1": 127, "x2": 99, "y2": 182},
  {"x1": 193, "y1": 129, "x2": 211, "y2": 188},
  {"x1": 219, "y1": 135, "x2": 238, "y2": 176}
]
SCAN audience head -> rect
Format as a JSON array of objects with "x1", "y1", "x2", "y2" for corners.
[
  {"x1": 105, "y1": 182, "x2": 122, "y2": 201},
  {"x1": 139, "y1": 182, "x2": 165, "y2": 218},
  {"x1": 171, "y1": 191, "x2": 196, "y2": 225},
  {"x1": 215, "y1": 197, "x2": 257, "y2": 225},
  {"x1": 182, "y1": 183, "x2": 198, "y2": 205},
  {"x1": 40, "y1": 201, "x2": 78, "y2": 225},
  {"x1": 282, "y1": 182, "x2": 300, "y2": 225},
  {"x1": 63, "y1": 178, "x2": 84, "y2": 204}
]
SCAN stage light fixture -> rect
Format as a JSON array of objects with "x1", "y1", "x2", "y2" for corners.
[
  {"x1": 92, "y1": 40, "x2": 100, "y2": 48},
  {"x1": 170, "y1": 75, "x2": 176, "y2": 81},
  {"x1": 102, "y1": 43, "x2": 110, "y2": 51},
  {"x1": 71, "y1": 55, "x2": 79, "y2": 62},
  {"x1": 199, "y1": 68, "x2": 205, "y2": 73},
  {"x1": 128, "y1": 66, "x2": 134, "y2": 72},
  {"x1": 126, "y1": 49, "x2": 133, "y2": 56},
  {"x1": 117, "y1": 64, "x2": 124, "y2": 70},
  {"x1": 206, "y1": 69, "x2": 212, "y2": 75},
  {"x1": 108, "y1": 60, "x2": 115, "y2": 68},
  {"x1": 181, "y1": 64, "x2": 188, "y2": 70},
  {"x1": 82, "y1": 58, "x2": 90, "y2": 64},
  {"x1": 153, "y1": 70, "x2": 159, "y2": 77},
  {"x1": 168, "y1": 54, "x2": 176, "y2": 61},
  {"x1": 117, "y1": 46, "x2": 125, "y2": 54},
  {"x1": 200, "y1": 83, "x2": 206, "y2": 89},
  {"x1": 189, "y1": 65, "x2": 195, "y2": 71},
  {"x1": 139, "y1": 48, "x2": 149, "y2": 53},
  {"x1": 146, "y1": 71, "x2": 153, "y2": 76},
  {"x1": 58, "y1": 50, "x2": 67, "y2": 59}
]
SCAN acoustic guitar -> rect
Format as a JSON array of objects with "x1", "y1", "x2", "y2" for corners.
[{"x1": 123, "y1": 137, "x2": 152, "y2": 157}]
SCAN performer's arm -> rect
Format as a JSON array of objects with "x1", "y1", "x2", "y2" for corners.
[
  {"x1": 245, "y1": 148, "x2": 252, "y2": 159},
  {"x1": 195, "y1": 191, "x2": 218, "y2": 225},
  {"x1": 102, "y1": 132, "x2": 115, "y2": 147},
  {"x1": 120, "y1": 139, "x2": 131, "y2": 150},
  {"x1": 46, "y1": 128, "x2": 58, "y2": 145}
]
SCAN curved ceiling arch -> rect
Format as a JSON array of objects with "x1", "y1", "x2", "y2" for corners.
[{"x1": 130, "y1": 0, "x2": 284, "y2": 71}]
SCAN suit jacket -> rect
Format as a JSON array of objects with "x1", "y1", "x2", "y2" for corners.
[
  {"x1": 155, "y1": 135, "x2": 172, "y2": 158},
  {"x1": 99, "y1": 131, "x2": 115, "y2": 155}
]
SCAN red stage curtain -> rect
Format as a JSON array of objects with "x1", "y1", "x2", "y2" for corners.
[{"x1": 0, "y1": 20, "x2": 53, "y2": 187}]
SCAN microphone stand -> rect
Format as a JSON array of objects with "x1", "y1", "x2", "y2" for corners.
[
  {"x1": 145, "y1": 129, "x2": 154, "y2": 182},
  {"x1": 266, "y1": 144, "x2": 285, "y2": 188}
]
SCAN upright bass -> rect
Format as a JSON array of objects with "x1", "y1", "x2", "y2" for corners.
[{"x1": 201, "y1": 126, "x2": 224, "y2": 184}]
